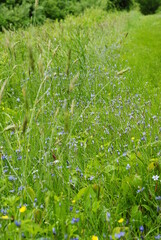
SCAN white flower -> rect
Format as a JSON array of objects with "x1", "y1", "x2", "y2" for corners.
[{"x1": 152, "y1": 175, "x2": 159, "y2": 181}]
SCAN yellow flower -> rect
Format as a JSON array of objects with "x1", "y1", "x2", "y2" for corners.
[
  {"x1": 92, "y1": 236, "x2": 98, "y2": 240},
  {"x1": 118, "y1": 218, "x2": 124, "y2": 223},
  {"x1": 131, "y1": 137, "x2": 135, "y2": 141},
  {"x1": 72, "y1": 200, "x2": 76, "y2": 204},
  {"x1": 1, "y1": 215, "x2": 9, "y2": 219},
  {"x1": 19, "y1": 205, "x2": 27, "y2": 213}
]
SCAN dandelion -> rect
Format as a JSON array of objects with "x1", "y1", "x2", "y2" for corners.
[
  {"x1": 19, "y1": 206, "x2": 27, "y2": 213},
  {"x1": 92, "y1": 236, "x2": 98, "y2": 240},
  {"x1": 152, "y1": 175, "x2": 159, "y2": 181},
  {"x1": 118, "y1": 218, "x2": 124, "y2": 223},
  {"x1": 1, "y1": 215, "x2": 9, "y2": 219}
]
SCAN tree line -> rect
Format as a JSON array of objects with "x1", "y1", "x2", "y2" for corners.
[{"x1": 0, "y1": 0, "x2": 160, "y2": 30}]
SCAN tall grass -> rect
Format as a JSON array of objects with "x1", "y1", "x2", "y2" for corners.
[{"x1": 0, "y1": 9, "x2": 161, "y2": 239}]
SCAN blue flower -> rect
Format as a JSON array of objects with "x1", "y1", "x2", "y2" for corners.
[
  {"x1": 8, "y1": 176, "x2": 17, "y2": 181},
  {"x1": 70, "y1": 206, "x2": 73, "y2": 211},
  {"x1": 21, "y1": 233, "x2": 26, "y2": 238},
  {"x1": 137, "y1": 187, "x2": 145, "y2": 194},
  {"x1": 89, "y1": 176, "x2": 95, "y2": 181},
  {"x1": 155, "y1": 235, "x2": 161, "y2": 239},
  {"x1": 115, "y1": 232, "x2": 125, "y2": 239},
  {"x1": 155, "y1": 196, "x2": 161, "y2": 200},
  {"x1": 71, "y1": 218, "x2": 80, "y2": 224},
  {"x1": 18, "y1": 186, "x2": 24, "y2": 191},
  {"x1": 139, "y1": 226, "x2": 144, "y2": 232},
  {"x1": 52, "y1": 227, "x2": 56, "y2": 235},
  {"x1": 126, "y1": 164, "x2": 131, "y2": 170},
  {"x1": 106, "y1": 212, "x2": 111, "y2": 221},
  {"x1": 15, "y1": 220, "x2": 21, "y2": 227},
  {"x1": 17, "y1": 156, "x2": 22, "y2": 160},
  {"x1": 2, "y1": 155, "x2": 7, "y2": 160}
]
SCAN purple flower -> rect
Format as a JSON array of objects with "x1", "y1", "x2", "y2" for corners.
[
  {"x1": 70, "y1": 206, "x2": 73, "y2": 211},
  {"x1": 88, "y1": 176, "x2": 95, "y2": 181},
  {"x1": 139, "y1": 226, "x2": 144, "y2": 232},
  {"x1": 106, "y1": 212, "x2": 111, "y2": 221},
  {"x1": 15, "y1": 220, "x2": 21, "y2": 227},
  {"x1": 2, "y1": 155, "x2": 7, "y2": 160},
  {"x1": 21, "y1": 233, "x2": 26, "y2": 238},
  {"x1": 155, "y1": 196, "x2": 161, "y2": 200},
  {"x1": 52, "y1": 227, "x2": 56, "y2": 235},
  {"x1": 71, "y1": 218, "x2": 79, "y2": 224},
  {"x1": 115, "y1": 232, "x2": 125, "y2": 239},
  {"x1": 18, "y1": 186, "x2": 24, "y2": 191},
  {"x1": 155, "y1": 235, "x2": 161, "y2": 239},
  {"x1": 137, "y1": 187, "x2": 145, "y2": 194},
  {"x1": 8, "y1": 176, "x2": 17, "y2": 181}
]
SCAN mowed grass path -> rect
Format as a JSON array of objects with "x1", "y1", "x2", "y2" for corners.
[
  {"x1": 122, "y1": 12, "x2": 161, "y2": 99},
  {"x1": 1, "y1": 10, "x2": 161, "y2": 239}
]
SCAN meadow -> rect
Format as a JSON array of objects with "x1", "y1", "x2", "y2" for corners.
[{"x1": 0, "y1": 8, "x2": 161, "y2": 239}]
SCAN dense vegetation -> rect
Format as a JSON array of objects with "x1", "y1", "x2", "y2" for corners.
[
  {"x1": 137, "y1": 0, "x2": 161, "y2": 15},
  {"x1": 0, "y1": 0, "x2": 160, "y2": 30},
  {"x1": 1, "y1": 8, "x2": 161, "y2": 239}
]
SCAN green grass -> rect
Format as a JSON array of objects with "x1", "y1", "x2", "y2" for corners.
[{"x1": 0, "y1": 9, "x2": 161, "y2": 239}]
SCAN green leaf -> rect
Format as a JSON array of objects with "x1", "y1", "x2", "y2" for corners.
[
  {"x1": 74, "y1": 187, "x2": 89, "y2": 201},
  {"x1": 24, "y1": 186, "x2": 35, "y2": 202},
  {"x1": 92, "y1": 200, "x2": 100, "y2": 213}
]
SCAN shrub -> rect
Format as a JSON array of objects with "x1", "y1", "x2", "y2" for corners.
[
  {"x1": 137, "y1": 0, "x2": 161, "y2": 15},
  {"x1": 0, "y1": 2, "x2": 32, "y2": 30},
  {"x1": 0, "y1": 0, "x2": 136, "y2": 30},
  {"x1": 42, "y1": 0, "x2": 67, "y2": 20},
  {"x1": 108, "y1": 0, "x2": 134, "y2": 10}
]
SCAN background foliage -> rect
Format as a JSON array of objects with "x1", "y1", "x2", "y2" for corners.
[
  {"x1": 137, "y1": 0, "x2": 161, "y2": 15},
  {"x1": 0, "y1": 0, "x2": 160, "y2": 30},
  {"x1": 0, "y1": 0, "x2": 135, "y2": 30}
]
